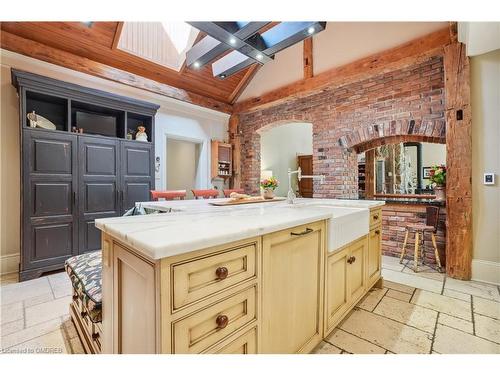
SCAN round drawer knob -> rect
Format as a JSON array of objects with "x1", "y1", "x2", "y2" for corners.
[
  {"x1": 92, "y1": 332, "x2": 100, "y2": 340},
  {"x1": 351, "y1": 256, "x2": 356, "y2": 263},
  {"x1": 215, "y1": 266, "x2": 228, "y2": 280},
  {"x1": 373, "y1": 215, "x2": 379, "y2": 220},
  {"x1": 216, "y1": 315, "x2": 229, "y2": 329},
  {"x1": 375, "y1": 230, "x2": 380, "y2": 235}
]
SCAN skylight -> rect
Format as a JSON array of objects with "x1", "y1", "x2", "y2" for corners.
[
  {"x1": 161, "y1": 22, "x2": 193, "y2": 55},
  {"x1": 117, "y1": 22, "x2": 199, "y2": 72}
]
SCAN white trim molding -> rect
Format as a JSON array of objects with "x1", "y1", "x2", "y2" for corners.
[
  {"x1": 0, "y1": 253, "x2": 20, "y2": 276},
  {"x1": 471, "y1": 259, "x2": 500, "y2": 286}
]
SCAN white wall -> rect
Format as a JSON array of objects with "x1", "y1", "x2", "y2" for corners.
[
  {"x1": 166, "y1": 138, "x2": 200, "y2": 200},
  {"x1": 422, "y1": 143, "x2": 446, "y2": 186},
  {"x1": 0, "y1": 49, "x2": 229, "y2": 274},
  {"x1": 471, "y1": 49, "x2": 500, "y2": 285},
  {"x1": 238, "y1": 22, "x2": 448, "y2": 101},
  {"x1": 259, "y1": 123, "x2": 313, "y2": 197}
]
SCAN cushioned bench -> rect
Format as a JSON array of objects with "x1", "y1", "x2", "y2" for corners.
[{"x1": 65, "y1": 251, "x2": 103, "y2": 353}]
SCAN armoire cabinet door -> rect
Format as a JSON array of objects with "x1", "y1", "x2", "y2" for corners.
[
  {"x1": 120, "y1": 141, "x2": 154, "y2": 213},
  {"x1": 22, "y1": 129, "x2": 78, "y2": 276},
  {"x1": 78, "y1": 137, "x2": 120, "y2": 254}
]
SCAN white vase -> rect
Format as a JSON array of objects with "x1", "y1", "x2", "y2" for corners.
[
  {"x1": 262, "y1": 188, "x2": 275, "y2": 199},
  {"x1": 434, "y1": 185, "x2": 446, "y2": 201}
]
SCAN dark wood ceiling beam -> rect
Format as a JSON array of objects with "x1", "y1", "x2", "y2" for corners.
[
  {"x1": 0, "y1": 30, "x2": 233, "y2": 113},
  {"x1": 233, "y1": 27, "x2": 451, "y2": 113}
]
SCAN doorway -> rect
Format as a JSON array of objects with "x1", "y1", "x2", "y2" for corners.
[
  {"x1": 259, "y1": 122, "x2": 313, "y2": 197},
  {"x1": 166, "y1": 137, "x2": 202, "y2": 199}
]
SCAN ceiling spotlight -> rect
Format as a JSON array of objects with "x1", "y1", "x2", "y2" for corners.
[
  {"x1": 256, "y1": 53, "x2": 263, "y2": 61},
  {"x1": 229, "y1": 37, "x2": 236, "y2": 45},
  {"x1": 307, "y1": 26, "x2": 315, "y2": 35},
  {"x1": 220, "y1": 74, "x2": 227, "y2": 79},
  {"x1": 193, "y1": 61, "x2": 201, "y2": 69}
]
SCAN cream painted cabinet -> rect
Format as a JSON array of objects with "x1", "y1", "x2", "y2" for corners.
[
  {"x1": 261, "y1": 221, "x2": 325, "y2": 354},
  {"x1": 324, "y1": 236, "x2": 368, "y2": 335},
  {"x1": 325, "y1": 247, "x2": 350, "y2": 332},
  {"x1": 367, "y1": 226, "x2": 382, "y2": 288}
]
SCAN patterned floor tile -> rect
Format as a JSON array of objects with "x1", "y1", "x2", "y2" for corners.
[
  {"x1": 437, "y1": 313, "x2": 473, "y2": 334},
  {"x1": 357, "y1": 288, "x2": 387, "y2": 311},
  {"x1": 445, "y1": 278, "x2": 500, "y2": 302},
  {"x1": 382, "y1": 268, "x2": 443, "y2": 293},
  {"x1": 474, "y1": 314, "x2": 500, "y2": 344},
  {"x1": 473, "y1": 296, "x2": 500, "y2": 319}
]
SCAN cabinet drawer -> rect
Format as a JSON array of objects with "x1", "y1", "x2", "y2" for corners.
[
  {"x1": 370, "y1": 208, "x2": 382, "y2": 228},
  {"x1": 172, "y1": 243, "x2": 257, "y2": 310},
  {"x1": 212, "y1": 327, "x2": 257, "y2": 354},
  {"x1": 172, "y1": 286, "x2": 257, "y2": 354}
]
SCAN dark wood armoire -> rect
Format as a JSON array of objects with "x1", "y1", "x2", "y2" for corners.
[{"x1": 12, "y1": 70, "x2": 160, "y2": 281}]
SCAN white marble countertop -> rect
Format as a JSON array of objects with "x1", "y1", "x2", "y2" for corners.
[{"x1": 95, "y1": 198, "x2": 384, "y2": 260}]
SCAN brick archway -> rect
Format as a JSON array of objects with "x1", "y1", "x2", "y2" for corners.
[{"x1": 353, "y1": 134, "x2": 445, "y2": 154}]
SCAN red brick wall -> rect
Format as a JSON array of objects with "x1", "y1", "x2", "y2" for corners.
[
  {"x1": 238, "y1": 55, "x2": 445, "y2": 196},
  {"x1": 382, "y1": 203, "x2": 446, "y2": 266}
]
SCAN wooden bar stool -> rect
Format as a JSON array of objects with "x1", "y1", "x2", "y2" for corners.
[
  {"x1": 150, "y1": 190, "x2": 186, "y2": 201},
  {"x1": 399, "y1": 206, "x2": 443, "y2": 272},
  {"x1": 192, "y1": 189, "x2": 219, "y2": 199},
  {"x1": 223, "y1": 188, "x2": 245, "y2": 197}
]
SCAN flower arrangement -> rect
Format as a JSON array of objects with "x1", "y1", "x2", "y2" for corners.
[
  {"x1": 260, "y1": 176, "x2": 279, "y2": 190},
  {"x1": 429, "y1": 164, "x2": 446, "y2": 186}
]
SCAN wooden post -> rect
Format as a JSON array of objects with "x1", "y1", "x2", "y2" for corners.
[
  {"x1": 303, "y1": 37, "x2": 313, "y2": 79},
  {"x1": 228, "y1": 114, "x2": 241, "y2": 189},
  {"x1": 364, "y1": 149, "x2": 375, "y2": 199},
  {"x1": 443, "y1": 42, "x2": 472, "y2": 280}
]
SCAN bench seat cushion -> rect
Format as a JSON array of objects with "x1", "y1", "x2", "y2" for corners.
[{"x1": 65, "y1": 251, "x2": 102, "y2": 323}]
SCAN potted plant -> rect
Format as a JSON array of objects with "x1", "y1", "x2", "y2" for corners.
[
  {"x1": 429, "y1": 164, "x2": 446, "y2": 201},
  {"x1": 260, "y1": 176, "x2": 279, "y2": 199}
]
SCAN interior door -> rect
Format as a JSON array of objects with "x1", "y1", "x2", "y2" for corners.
[
  {"x1": 22, "y1": 129, "x2": 78, "y2": 274},
  {"x1": 120, "y1": 140, "x2": 154, "y2": 213},
  {"x1": 297, "y1": 155, "x2": 313, "y2": 198},
  {"x1": 78, "y1": 136, "x2": 120, "y2": 254}
]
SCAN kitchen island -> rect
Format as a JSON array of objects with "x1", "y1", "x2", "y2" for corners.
[{"x1": 95, "y1": 198, "x2": 384, "y2": 354}]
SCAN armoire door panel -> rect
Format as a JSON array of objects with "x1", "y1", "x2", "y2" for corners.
[
  {"x1": 78, "y1": 136, "x2": 120, "y2": 254},
  {"x1": 31, "y1": 223, "x2": 73, "y2": 261},
  {"x1": 121, "y1": 142, "x2": 153, "y2": 177},
  {"x1": 22, "y1": 130, "x2": 78, "y2": 274},
  {"x1": 32, "y1": 182, "x2": 72, "y2": 216},
  {"x1": 84, "y1": 182, "x2": 118, "y2": 213},
  {"x1": 31, "y1": 138, "x2": 73, "y2": 175},
  {"x1": 124, "y1": 148, "x2": 150, "y2": 176},
  {"x1": 82, "y1": 220, "x2": 102, "y2": 253},
  {"x1": 123, "y1": 181, "x2": 152, "y2": 213},
  {"x1": 83, "y1": 144, "x2": 117, "y2": 176}
]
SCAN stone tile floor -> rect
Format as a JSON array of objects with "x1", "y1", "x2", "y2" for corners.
[
  {"x1": 1, "y1": 255, "x2": 499, "y2": 354},
  {"x1": 313, "y1": 256, "x2": 500, "y2": 354}
]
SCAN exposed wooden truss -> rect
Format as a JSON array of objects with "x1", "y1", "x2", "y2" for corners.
[
  {"x1": 0, "y1": 22, "x2": 255, "y2": 109},
  {"x1": 0, "y1": 30, "x2": 233, "y2": 113},
  {"x1": 187, "y1": 22, "x2": 326, "y2": 79},
  {"x1": 233, "y1": 27, "x2": 452, "y2": 113}
]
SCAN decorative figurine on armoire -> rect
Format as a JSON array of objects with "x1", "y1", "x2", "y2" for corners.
[{"x1": 135, "y1": 125, "x2": 148, "y2": 142}]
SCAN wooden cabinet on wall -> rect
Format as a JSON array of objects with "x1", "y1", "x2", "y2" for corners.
[
  {"x1": 211, "y1": 140, "x2": 232, "y2": 179},
  {"x1": 13, "y1": 70, "x2": 159, "y2": 280}
]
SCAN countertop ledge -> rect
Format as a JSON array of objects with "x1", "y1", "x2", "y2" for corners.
[{"x1": 96, "y1": 198, "x2": 384, "y2": 260}]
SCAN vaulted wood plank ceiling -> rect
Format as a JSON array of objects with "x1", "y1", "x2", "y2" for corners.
[{"x1": 0, "y1": 21, "x2": 258, "y2": 108}]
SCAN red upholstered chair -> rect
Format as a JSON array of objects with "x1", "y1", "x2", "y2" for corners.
[
  {"x1": 150, "y1": 190, "x2": 187, "y2": 201},
  {"x1": 223, "y1": 188, "x2": 245, "y2": 198},
  {"x1": 192, "y1": 189, "x2": 219, "y2": 199}
]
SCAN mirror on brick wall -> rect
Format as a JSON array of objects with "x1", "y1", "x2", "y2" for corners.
[{"x1": 361, "y1": 142, "x2": 446, "y2": 196}]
